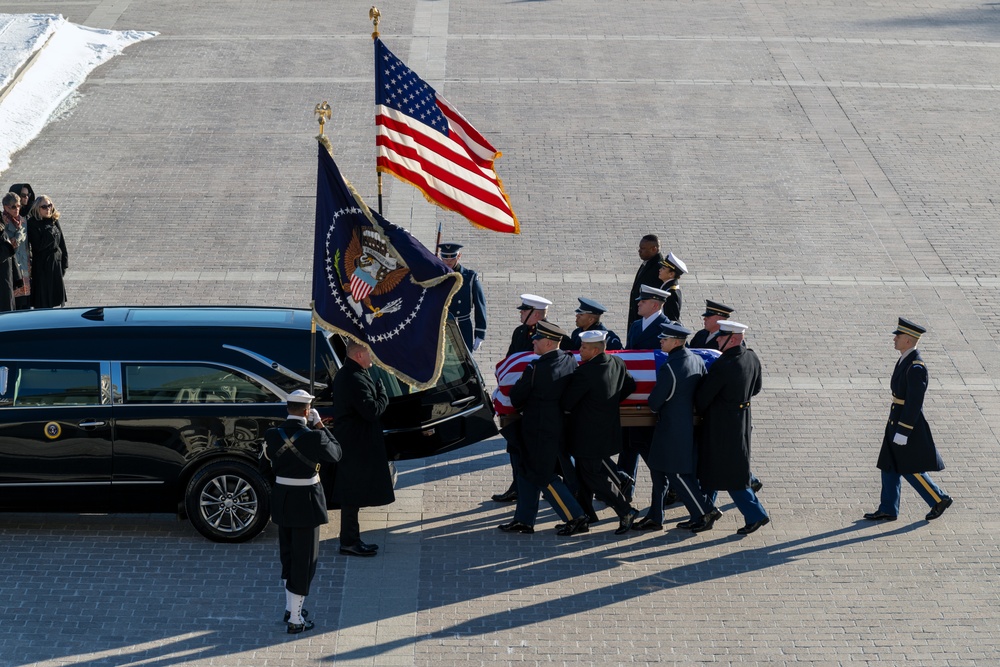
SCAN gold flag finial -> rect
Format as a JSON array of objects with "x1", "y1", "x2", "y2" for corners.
[
  {"x1": 369, "y1": 6, "x2": 381, "y2": 39},
  {"x1": 314, "y1": 101, "x2": 333, "y2": 152}
]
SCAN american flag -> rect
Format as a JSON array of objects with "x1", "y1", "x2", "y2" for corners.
[
  {"x1": 493, "y1": 349, "x2": 721, "y2": 416},
  {"x1": 374, "y1": 38, "x2": 519, "y2": 234}
]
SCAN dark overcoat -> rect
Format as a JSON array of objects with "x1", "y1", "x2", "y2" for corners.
[
  {"x1": 329, "y1": 357, "x2": 395, "y2": 508},
  {"x1": 506, "y1": 323, "x2": 535, "y2": 357},
  {"x1": 647, "y1": 346, "x2": 706, "y2": 473},
  {"x1": 876, "y1": 349, "x2": 944, "y2": 474},
  {"x1": 626, "y1": 313, "x2": 666, "y2": 350},
  {"x1": 27, "y1": 215, "x2": 68, "y2": 308},
  {"x1": 693, "y1": 345, "x2": 762, "y2": 490},
  {"x1": 0, "y1": 235, "x2": 15, "y2": 312},
  {"x1": 565, "y1": 322, "x2": 624, "y2": 351},
  {"x1": 265, "y1": 418, "x2": 343, "y2": 527},
  {"x1": 561, "y1": 352, "x2": 636, "y2": 459},
  {"x1": 509, "y1": 349, "x2": 577, "y2": 487},
  {"x1": 660, "y1": 279, "x2": 682, "y2": 323},
  {"x1": 628, "y1": 252, "x2": 663, "y2": 327},
  {"x1": 449, "y1": 263, "x2": 487, "y2": 351},
  {"x1": 688, "y1": 328, "x2": 721, "y2": 351}
]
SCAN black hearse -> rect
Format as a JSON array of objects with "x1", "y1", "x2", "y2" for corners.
[{"x1": 0, "y1": 307, "x2": 497, "y2": 542}]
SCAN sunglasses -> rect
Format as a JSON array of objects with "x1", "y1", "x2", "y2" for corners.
[{"x1": 39, "y1": 204, "x2": 53, "y2": 210}]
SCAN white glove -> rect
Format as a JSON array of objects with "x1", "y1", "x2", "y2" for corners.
[
  {"x1": 308, "y1": 408, "x2": 322, "y2": 426},
  {"x1": 892, "y1": 432, "x2": 908, "y2": 446},
  {"x1": 472, "y1": 337, "x2": 484, "y2": 352}
]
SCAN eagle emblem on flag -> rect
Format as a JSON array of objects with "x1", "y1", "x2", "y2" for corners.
[{"x1": 340, "y1": 227, "x2": 410, "y2": 323}]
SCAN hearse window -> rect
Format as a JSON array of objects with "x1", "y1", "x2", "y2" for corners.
[
  {"x1": 346, "y1": 324, "x2": 469, "y2": 398},
  {"x1": 123, "y1": 364, "x2": 282, "y2": 404},
  {"x1": 0, "y1": 362, "x2": 101, "y2": 407}
]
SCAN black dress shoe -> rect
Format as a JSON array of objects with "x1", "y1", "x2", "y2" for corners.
[
  {"x1": 556, "y1": 516, "x2": 590, "y2": 536},
  {"x1": 863, "y1": 511, "x2": 897, "y2": 522},
  {"x1": 287, "y1": 619, "x2": 315, "y2": 634},
  {"x1": 750, "y1": 479, "x2": 763, "y2": 493},
  {"x1": 925, "y1": 496, "x2": 953, "y2": 521},
  {"x1": 491, "y1": 484, "x2": 518, "y2": 502},
  {"x1": 340, "y1": 543, "x2": 378, "y2": 557},
  {"x1": 633, "y1": 517, "x2": 663, "y2": 531},
  {"x1": 498, "y1": 520, "x2": 534, "y2": 534},
  {"x1": 359, "y1": 541, "x2": 379, "y2": 551},
  {"x1": 736, "y1": 517, "x2": 770, "y2": 535},
  {"x1": 689, "y1": 511, "x2": 719, "y2": 533},
  {"x1": 663, "y1": 489, "x2": 678, "y2": 507},
  {"x1": 615, "y1": 509, "x2": 639, "y2": 535},
  {"x1": 283, "y1": 608, "x2": 309, "y2": 623},
  {"x1": 676, "y1": 519, "x2": 698, "y2": 529},
  {"x1": 708, "y1": 507, "x2": 723, "y2": 521}
]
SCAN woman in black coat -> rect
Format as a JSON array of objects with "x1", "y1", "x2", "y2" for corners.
[
  {"x1": 26, "y1": 196, "x2": 68, "y2": 309},
  {"x1": 9, "y1": 183, "x2": 35, "y2": 218}
]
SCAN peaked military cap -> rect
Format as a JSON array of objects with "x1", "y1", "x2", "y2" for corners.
[
  {"x1": 579, "y1": 329, "x2": 608, "y2": 343},
  {"x1": 575, "y1": 297, "x2": 608, "y2": 315},
  {"x1": 658, "y1": 321, "x2": 692, "y2": 339},
  {"x1": 287, "y1": 389, "x2": 316, "y2": 404},
  {"x1": 718, "y1": 320, "x2": 749, "y2": 334},
  {"x1": 893, "y1": 317, "x2": 926, "y2": 339},
  {"x1": 702, "y1": 300, "x2": 734, "y2": 318},
  {"x1": 532, "y1": 320, "x2": 568, "y2": 341},
  {"x1": 635, "y1": 284, "x2": 671, "y2": 302},
  {"x1": 517, "y1": 294, "x2": 552, "y2": 310},
  {"x1": 659, "y1": 251, "x2": 688, "y2": 275},
  {"x1": 438, "y1": 243, "x2": 463, "y2": 258}
]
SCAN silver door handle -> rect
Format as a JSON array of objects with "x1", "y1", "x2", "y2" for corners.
[
  {"x1": 450, "y1": 396, "x2": 476, "y2": 407},
  {"x1": 78, "y1": 420, "x2": 107, "y2": 428}
]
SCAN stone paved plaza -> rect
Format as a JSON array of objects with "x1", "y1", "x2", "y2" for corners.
[{"x1": 2, "y1": 0, "x2": 1000, "y2": 664}]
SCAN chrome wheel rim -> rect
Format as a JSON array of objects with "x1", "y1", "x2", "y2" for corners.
[{"x1": 199, "y1": 474, "x2": 259, "y2": 534}]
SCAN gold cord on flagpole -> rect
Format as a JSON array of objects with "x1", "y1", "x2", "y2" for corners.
[
  {"x1": 369, "y1": 6, "x2": 381, "y2": 40},
  {"x1": 314, "y1": 101, "x2": 332, "y2": 152}
]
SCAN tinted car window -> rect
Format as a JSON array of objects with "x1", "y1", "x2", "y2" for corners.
[
  {"x1": 123, "y1": 364, "x2": 281, "y2": 404},
  {"x1": 0, "y1": 362, "x2": 102, "y2": 407},
  {"x1": 362, "y1": 327, "x2": 469, "y2": 398}
]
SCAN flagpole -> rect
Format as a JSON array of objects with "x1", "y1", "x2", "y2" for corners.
[
  {"x1": 309, "y1": 300, "x2": 317, "y2": 397},
  {"x1": 371, "y1": 6, "x2": 382, "y2": 214},
  {"x1": 434, "y1": 221, "x2": 442, "y2": 257}
]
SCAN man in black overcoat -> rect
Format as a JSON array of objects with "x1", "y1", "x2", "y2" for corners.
[
  {"x1": 864, "y1": 318, "x2": 952, "y2": 522},
  {"x1": 330, "y1": 340, "x2": 395, "y2": 556},
  {"x1": 499, "y1": 321, "x2": 590, "y2": 536},
  {"x1": 264, "y1": 390, "x2": 343, "y2": 634},
  {"x1": 693, "y1": 320, "x2": 770, "y2": 535},
  {"x1": 563, "y1": 297, "x2": 624, "y2": 351},
  {"x1": 561, "y1": 329, "x2": 639, "y2": 534},
  {"x1": 643, "y1": 322, "x2": 715, "y2": 531},
  {"x1": 627, "y1": 234, "x2": 663, "y2": 329}
]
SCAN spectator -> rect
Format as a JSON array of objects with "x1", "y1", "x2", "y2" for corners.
[
  {"x1": 0, "y1": 193, "x2": 21, "y2": 312},
  {"x1": 8, "y1": 183, "x2": 35, "y2": 217},
  {"x1": 27, "y1": 196, "x2": 68, "y2": 309},
  {"x1": 3, "y1": 191, "x2": 30, "y2": 309}
]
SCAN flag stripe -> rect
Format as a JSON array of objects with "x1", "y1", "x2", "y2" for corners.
[{"x1": 436, "y1": 96, "x2": 498, "y2": 168}]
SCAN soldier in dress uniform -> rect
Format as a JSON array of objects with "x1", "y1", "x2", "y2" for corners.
[
  {"x1": 561, "y1": 329, "x2": 640, "y2": 534},
  {"x1": 505, "y1": 293, "x2": 552, "y2": 357},
  {"x1": 627, "y1": 234, "x2": 664, "y2": 328},
  {"x1": 498, "y1": 320, "x2": 591, "y2": 536},
  {"x1": 639, "y1": 322, "x2": 715, "y2": 531},
  {"x1": 656, "y1": 252, "x2": 687, "y2": 323},
  {"x1": 264, "y1": 390, "x2": 343, "y2": 634},
  {"x1": 693, "y1": 321, "x2": 769, "y2": 535},
  {"x1": 688, "y1": 300, "x2": 735, "y2": 350},
  {"x1": 863, "y1": 318, "x2": 952, "y2": 522},
  {"x1": 438, "y1": 243, "x2": 487, "y2": 353},
  {"x1": 493, "y1": 294, "x2": 556, "y2": 503},
  {"x1": 564, "y1": 297, "x2": 624, "y2": 351}
]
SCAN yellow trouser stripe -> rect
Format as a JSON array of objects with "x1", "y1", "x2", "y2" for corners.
[
  {"x1": 913, "y1": 474, "x2": 942, "y2": 504},
  {"x1": 547, "y1": 484, "x2": 573, "y2": 520}
]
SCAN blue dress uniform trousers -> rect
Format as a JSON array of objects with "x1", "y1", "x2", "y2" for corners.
[
  {"x1": 704, "y1": 487, "x2": 768, "y2": 524},
  {"x1": 878, "y1": 471, "x2": 946, "y2": 516},
  {"x1": 513, "y1": 473, "x2": 584, "y2": 526},
  {"x1": 666, "y1": 472, "x2": 713, "y2": 523}
]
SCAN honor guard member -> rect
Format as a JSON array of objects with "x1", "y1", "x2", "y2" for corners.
[
  {"x1": 264, "y1": 390, "x2": 343, "y2": 634},
  {"x1": 505, "y1": 293, "x2": 553, "y2": 357},
  {"x1": 638, "y1": 321, "x2": 715, "y2": 530},
  {"x1": 864, "y1": 318, "x2": 952, "y2": 522},
  {"x1": 628, "y1": 234, "x2": 664, "y2": 328},
  {"x1": 499, "y1": 320, "x2": 591, "y2": 536},
  {"x1": 656, "y1": 252, "x2": 687, "y2": 323},
  {"x1": 564, "y1": 297, "x2": 624, "y2": 351},
  {"x1": 626, "y1": 285, "x2": 670, "y2": 350},
  {"x1": 561, "y1": 329, "x2": 640, "y2": 534},
  {"x1": 693, "y1": 321, "x2": 769, "y2": 535},
  {"x1": 689, "y1": 300, "x2": 735, "y2": 350},
  {"x1": 439, "y1": 243, "x2": 487, "y2": 353}
]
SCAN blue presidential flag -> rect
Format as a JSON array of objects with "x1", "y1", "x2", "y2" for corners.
[{"x1": 312, "y1": 144, "x2": 462, "y2": 389}]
